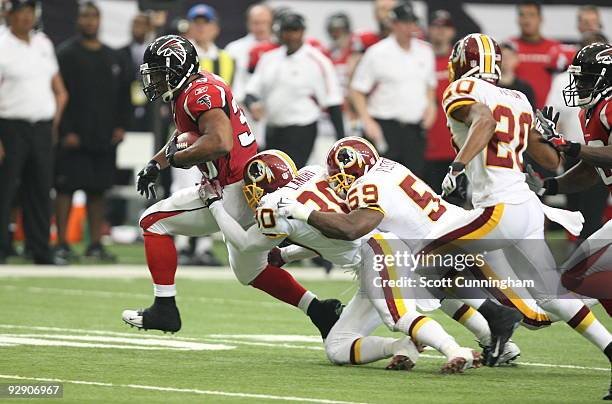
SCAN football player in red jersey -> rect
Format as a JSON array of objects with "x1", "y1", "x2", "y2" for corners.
[
  {"x1": 121, "y1": 35, "x2": 342, "y2": 337},
  {"x1": 530, "y1": 42, "x2": 612, "y2": 400}
]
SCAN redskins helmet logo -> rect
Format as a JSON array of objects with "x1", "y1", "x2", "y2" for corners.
[
  {"x1": 335, "y1": 146, "x2": 364, "y2": 170},
  {"x1": 247, "y1": 160, "x2": 274, "y2": 184},
  {"x1": 157, "y1": 38, "x2": 187, "y2": 64}
]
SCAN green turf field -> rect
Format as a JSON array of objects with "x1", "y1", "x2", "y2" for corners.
[{"x1": 0, "y1": 268, "x2": 610, "y2": 404}]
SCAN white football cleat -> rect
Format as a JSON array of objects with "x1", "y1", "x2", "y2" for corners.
[
  {"x1": 441, "y1": 347, "x2": 482, "y2": 374},
  {"x1": 496, "y1": 339, "x2": 521, "y2": 366},
  {"x1": 122, "y1": 309, "x2": 144, "y2": 328}
]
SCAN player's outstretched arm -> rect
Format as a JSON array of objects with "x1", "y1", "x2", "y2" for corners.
[
  {"x1": 526, "y1": 128, "x2": 562, "y2": 171},
  {"x1": 570, "y1": 144, "x2": 612, "y2": 169},
  {"x1": 208, "y1": 201, "x2": 281, "y2": 253},
  {"x1": 307, "y1": 209, "x2": 383, "y2": 241},
  {"x1": 534, "y1": 160, "x2": 600, "y2": 195},
  {"x1": 172, "y1": 109, "x2": 234, "y2": 168},
  {"x1": 450, "y1": 103, "x2": 498, "y2": 167}
]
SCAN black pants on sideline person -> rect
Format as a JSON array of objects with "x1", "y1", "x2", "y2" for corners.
[
  {"x1": 0, "y1": 119, "x2": 53, "y2": 263},
  {"x1": 265, "y1": 122, "x2": 317, "y2": 169},
  {"x1": 375, "y1": 119, "x2": 425, "y2": 178}
]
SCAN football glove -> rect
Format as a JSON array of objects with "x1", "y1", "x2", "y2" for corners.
[
  {"x1": 276, "y1": 198, "x2": 314, "y2": 222},
  {"x1": 525, "y1": 164, "x2": 559, "y2": 196},
  {"x1": 268, "y1": 247, "x2": 286, "y2": 267},
  {"x1": 441, "y1": 162, "x2": 467, "y2": 198},
  {"x1": 136, "y1": 160, "x2": 160, "y2": 199},
  {"x1": 198, "y1": 180, "x2": 223, "y2": 208},
  {"x1": 534, "y1": 106, "x2": 562, "y2": 141},
  {"x1": 165, "y1": 136, "x2": 187, "y2": 169},
  {"x1": 525, "y1": 164, "x2": 545, "y2": 196}
]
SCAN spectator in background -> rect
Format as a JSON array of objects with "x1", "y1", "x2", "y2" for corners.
[
  {"x1": 245, "y1": 12, "x2": 344, "y2": 168},
  {"x1": 423, "y1": 10, "x2": 457, "y2": 195},
  {"x1": 0, "y1": 0, "x2": 68, "y2": 265},
  {"x1": 186, "y1": 4, "x2": 234, "y2": 85},
  {"x1": 577, "y1": 5, "x2": 602, "y2": 40},
  {"x1": 55, "y1": 2, "x2": 130, "y2": 262},
  {"x1": 350, "y1": 2, "x2": 436, "y2": 177},
  {"x1": 498, "y1": 41, "x2": 536, "y2": 109},
  {"x1": 225, "y1": 3, "x2": 273, "y2": 104},
  {"x1": 118, "y1": 13, "x2": 153, "y2": 131},
  {"x1": 510, "y1": 0, "x2": 561, "y2": 109},
  {"x1": 326, "y1": 12, "x2": 353, "y2": 94}
]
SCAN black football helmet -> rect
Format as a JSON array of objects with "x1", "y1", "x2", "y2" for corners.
[
  {"x1": 140, "y1": 35, "x2": 199, "y2": 102},
  {"x1": 563, "y1": 42, "x2": 612, "y2": 109}
]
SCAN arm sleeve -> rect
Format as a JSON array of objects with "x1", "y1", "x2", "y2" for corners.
[
  {"x1": 280, "y1": 245, "x2": 320, "y2": 264},
  {"x1": 350, "y1": 49, "x2": 376, "y2": 94},
  {"x1": 209, "y1": 202, "x2": 282, "y2": 252}
]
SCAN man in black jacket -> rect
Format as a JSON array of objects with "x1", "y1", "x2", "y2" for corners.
[{"x1": 55, "y1": 2, "x2": 130, "y2": 261}]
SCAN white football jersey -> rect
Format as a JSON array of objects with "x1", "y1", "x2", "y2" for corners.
[
  {"x1": 345, "y1": 158, "x2": 459, "y2": 251},
  {"x1": 256, "y1": 165, "x2": 362, "y2": 266},
  {"x1": 443, "y1": 77, "x2": 533, "y2": 208}
]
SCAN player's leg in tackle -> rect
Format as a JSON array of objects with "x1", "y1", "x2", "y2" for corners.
[
  {"x1": 362, "y1": 233, "x2": 481, "y2": 373},
  {"x1": 439, "y1": 299, "x2": 520, "y2": 365},
  {"x1": 123, "y1": 182, "x2": 340, "y2": 336},
  {"x1": 325, "y1": 289, "x2": 420, "y2": 370}
]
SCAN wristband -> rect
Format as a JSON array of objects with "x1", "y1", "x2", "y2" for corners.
[
  {"x1": 564, "y1": 142, "x2": 581, "y2": 158},
  {"x1": 450, "y1": 161, "x2": 466, "y2": 173},
  {"x1": 543, "y1": 178, "x2": 558, "y2": 196}
]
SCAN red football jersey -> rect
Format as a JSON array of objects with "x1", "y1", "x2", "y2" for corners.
[
  {"x1": 580, "y1": 96, "x2": 612, "y2": 192},
  {"x1": 173, "y1": 71, "x2": 257, "y2": 186},
  {"x1": 425, "y1": 53, "x2": 456, "y2": 161},
  {"x1": 511, "y1": 37, "x2": 562, "y2": 109}
]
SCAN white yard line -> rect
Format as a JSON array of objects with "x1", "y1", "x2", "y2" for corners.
[
  {"x1": 0, "y1": 265, "x2": 354, "y2": 281},
  {"x1": 0, "y1": 284, "x2": 281, "y2": 308},
  {"x1": 1, "y1": 324, "x2": 608, "y2": 372},
  {"x1": 0, "y1": 374, "x2": 367, "y2": 404}
]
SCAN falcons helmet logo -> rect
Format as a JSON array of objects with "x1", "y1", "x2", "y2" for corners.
[{"x1": 156, "y1": 38, "x2": 187, "y2": 64}]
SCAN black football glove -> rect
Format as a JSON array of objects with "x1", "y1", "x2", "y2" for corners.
[
  {"x1": 534, "y1": 106, "x2": 561, "y2": 141},
  {"x1": 136, "y1": 160, "x2": 160, "y2": 199},
  {"x1": 165, "y1": 136, "x2": 187, "y2": 169}
]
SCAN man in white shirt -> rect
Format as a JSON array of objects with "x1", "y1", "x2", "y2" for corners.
[
  {"x1": 0, "y1": 0, "x2": 68, "y2": 264},
  {"x1": 245, "y1": 11, "x2": 344, "y2": 168},
  {"x1": 225, "y1": 3, "x2": 273, "y2": 104},
  {"x1": 350, "y1": 2, "x2": 436, "y2": 177}
]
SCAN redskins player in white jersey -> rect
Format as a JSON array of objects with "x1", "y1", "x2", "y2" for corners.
[{"x1": 201, "y1": 149, "x2": 482, "y2": 373}]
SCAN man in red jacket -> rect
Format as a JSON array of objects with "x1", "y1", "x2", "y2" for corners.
[{"x1": 510, "y1": 0, "x2": 562, "y2": 109}]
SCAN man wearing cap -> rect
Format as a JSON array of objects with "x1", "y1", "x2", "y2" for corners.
[
  {"x1": 350, "y1": 1, "x2": 436, "y2": 177},
  {"x1": 423, "y1": 10, "x2": 457, "y2": 196},
  {"x1": 245, "y1": 12, "x2": 344, "y2": 168},
  {"x1": 0, "y1": 0, "x2": 68, "y2": 264},
  {"x1": 186, "y1": 3, "x2": 234, "y2": 86}
]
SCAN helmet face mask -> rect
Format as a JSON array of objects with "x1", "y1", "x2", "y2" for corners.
[
  {"x1": 140, "y1": 35, "x2": 198, "y2": 103},
  {"x1": 563, "y1": 42, "x2": 612, "y2": 109},
  {"x1": 326, "y1": 137, "x2": 379, "y2": 199},
  {"x1": 241, "y1": 151, "x2": 297, "y2": 210}
]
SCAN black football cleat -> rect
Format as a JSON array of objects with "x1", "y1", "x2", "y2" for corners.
[
  {"x1": 479, "y1": 302, "x2": 523, "y2": 366},
  {"x1": 307, "y1": 298, "x2": 343, "y2": 340},
  {"x1": 122, "y1": 297, "x2": 181, "y2": 333}
]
